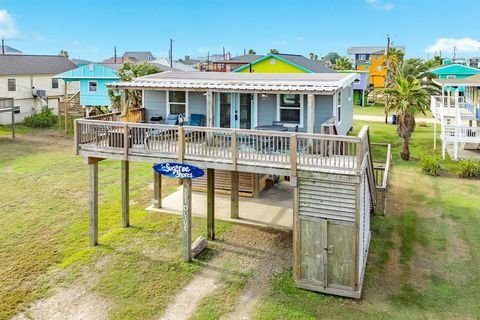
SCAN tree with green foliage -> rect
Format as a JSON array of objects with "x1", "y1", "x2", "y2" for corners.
[
  {"x1": 309, "y1": 52, "x2": 318, "y2": 60},
  {"x1": 334, "y1": 56, "x2": 353, "y2": 70},
  {"x1": 108, "y1": 62, "x2": 160, "y2": 112},
  {"x1": 248, "y1": 49, "x2": 256, "y2": 55},
  {"x1": 322, "y1": 52, "x2": 341, "y2": 64},
  {"x1": 425, "y1": 56, "x2": 443, "y2": 69},
  {"x1": 384, "y1": 75, "x2": 430, "y2": 160},
  {"x1": 269, "y1": 48, "x2": 279, "y2": 54},
  {"x1": 58, "y1": 49, "x2": 69, "y2": 58}
]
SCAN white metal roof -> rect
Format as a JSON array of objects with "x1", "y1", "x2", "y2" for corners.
[{"x1": 107, "y1": 71, "x2": 359, "y2": 93}]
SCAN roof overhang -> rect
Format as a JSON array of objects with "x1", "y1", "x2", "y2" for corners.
[
  {"x1": 106, "y1": 71, "x2": 359, "y2": 94},
  {"x1": 433, "y1": 78, "x2": 480, "y2": 87}
]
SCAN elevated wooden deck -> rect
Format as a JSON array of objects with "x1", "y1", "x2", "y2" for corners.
[{"x1": 75, "y1": 117, "x2": 389, "y2": 299}]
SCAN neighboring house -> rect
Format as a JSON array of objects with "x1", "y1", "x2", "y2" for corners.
[
  {"x1": 53, "y1": 63, "x2": 121, "y2": 109},
  {"x1": 212, "y1": 54, "x2": 263, "y2": 72},
  {"x1": 338, "y1": 70, "x2": 371, "y2": 106},
  {"x1": 102, "y1": 51, "x2": 155, "y2": 64},
  {"x1": 430, "y1": 64, "x2": 480, "y2": 93},
  {"x1": 467, "y1": 57, "x2": 480, "y2": 69},
  {"x1": 1, "y1": 45, "x2": 22, "y2": 55},
  {"x1": 234, "y1": 53, "x2": 333, "y2": 73},
  {"x1": 347, "y1": 46, "x2": 406, "y2": 88},
  {"x1": 178, "y1": 56, "x2": 203, "y2": 70},
  {"x1": 0, "y1": 54, "x2": 77, "y2": 124},
  {"x1": 151, "y1": 57, "x2": 199, "y2": 72}
]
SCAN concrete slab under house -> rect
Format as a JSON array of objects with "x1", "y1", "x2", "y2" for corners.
[{"x1": 74, "y1": 71, "x2": 391, "y2": 299}]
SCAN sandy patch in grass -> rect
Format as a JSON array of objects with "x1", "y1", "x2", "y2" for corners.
[{"x1": 12, "y1": 283, "x2": 112, "y2": 320}]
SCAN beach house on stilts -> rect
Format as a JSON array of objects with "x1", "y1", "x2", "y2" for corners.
[{"x1": 74, "y1": 71, "x2": 390, "y2": 298}]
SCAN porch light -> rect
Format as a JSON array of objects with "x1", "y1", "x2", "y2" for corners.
[{"x1": 260, "y1": 93, "x2": 268, "y2": 99}]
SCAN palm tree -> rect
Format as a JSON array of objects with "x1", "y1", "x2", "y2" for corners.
[
  {"x1": 58, "y1": 49, "x2": 69, "y2": 58},
  {"x1": 270, "y1": 48, "x2": 279, "y2": 54},
  {"x1": 108, "y1": 62, "x2": 160, "y2": 113},
  {"x1": 309, "y1": 52, "x2": 318, "y2": 60},
  {"x1": 397, "y1": 58, "x2": 439, "y2": 95},
  {"x1": 384, "y1": 75, "x2": 430, "y2": 160},
  {"x1": 334, "y1": 57, "x2": 353, "y2": 70},
  {"x1": 248, "y1": 49, "x2": 256, "y2": 55}
]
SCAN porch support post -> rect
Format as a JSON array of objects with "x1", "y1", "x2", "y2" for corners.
[
  {"x1": 206, "y1": 90, "x2": 214, "y2": 128},
  {"x1": 230, "y1": 170, "x2": 239, "y2": 219},
  {"x1": 64, "y1": 80, "x2": 68, "y2": 134},
  {"x1": 293, "y1": 185, "x2": 300, "y2": 281},
  {"x1": 307, "y1": 94, "x2": 315, "y2": 134},
  {"x1": 455, "y1": 89, "x2": 460, "y2": 126},
  {"x1": 433, "y1": 113, "x2": 437, "y2": 151},
  {"x1": 153, "y1": 168, "x2": 162, "y2": 209},
  {"x1": 89, "y1": 162, "x2": 99, "y2": 246},
  {"x1": 121, "y1": 160, "x2": 130, "y2": 228},
  {"x1": 207, "y1": 168, "x2": 215, "y2": 240},
  {"x1": 183, "y1": 178, "x2": 192, "y2": 262}
]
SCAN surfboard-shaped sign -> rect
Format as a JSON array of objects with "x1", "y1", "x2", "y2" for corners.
[{"x1": 153, "y1": 162, "x2": 204, "y2": 179}]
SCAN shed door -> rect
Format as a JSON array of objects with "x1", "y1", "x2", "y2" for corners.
[
  {"x1": 327, "y1": 220, "x2": 355, "y2": 289},
  {"x1": 300, "y1": 216, "x2": 327, "y2": 286}
]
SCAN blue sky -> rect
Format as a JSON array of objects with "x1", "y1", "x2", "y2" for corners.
[{"x1": 1, "y1": 0, "x2": 480, "y2": 61}]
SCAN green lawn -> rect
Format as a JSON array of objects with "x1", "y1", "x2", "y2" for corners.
[
  {"x1": 253, "y1": 121, "x2": 480, "y2": 319},
  {"x1": 0, "y1": 126, "x2": 232, "y2": 320},
  {"x1": 2, "y1": 123, "x2": 479, "y2": 319},
  {"x1": 354, "y1": 103, "x2": 433, "y2": 119}
]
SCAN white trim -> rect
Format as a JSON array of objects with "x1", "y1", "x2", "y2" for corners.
[
  {"x1": 141, "y1": 90, "x2": 145, "y2": 108},
  {"x1": 88, "y1": 80, "x2": 98, "y2": 92},
  {"x1": 276, "y1": 93, "x2": 304, "y2": 128},
  {"x1": 336, "y1": 90, "x2": 342, "y2": 125},
  {"x1": 166, "y1": 90, "x2": 189, "y2": 120}
]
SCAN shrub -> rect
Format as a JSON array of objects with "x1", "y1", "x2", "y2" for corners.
[
  {"x1": 420, "y1": 155, "x2": 441, "y2": 176},
  {"x1": 23, "y1": 108, "x2": 57, "y2": 128},
  {"x1": 456, "y1": 160, "x2": 480, "y2": 178}
]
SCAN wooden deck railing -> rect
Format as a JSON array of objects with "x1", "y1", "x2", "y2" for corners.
[
  {"x1": 75, "y1": 119, "x2": 372, "y2": 174},
  {"x1": 371, "y1": 143, "x2": 392, "y2": 215}
]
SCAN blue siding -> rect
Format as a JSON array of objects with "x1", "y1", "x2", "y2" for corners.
[
  {"x1": 257, "y1": 94, "x2": 277, "y2": 126},
  {"x1": 188, "y1": 92, "x2": 207, "y2": 124},
  {"x1": 144, "y1": 90, "x2": 167, "y2": 123},
  {"x1": 80, "y1": 78, "x2": 118, "y2": 106},
  {"x1": 314, "y1": 95, "x2": 334, "y2": 133},
  {"x1": 54, "y1": 63, "x2": 119, "y2": 107}
]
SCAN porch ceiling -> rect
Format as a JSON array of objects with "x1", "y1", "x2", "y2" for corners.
[{"x1": 107, "y1": 71, "x2": 359, "y2": 94}]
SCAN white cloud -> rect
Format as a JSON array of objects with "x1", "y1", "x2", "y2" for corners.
[
  {"x1": 297, "y1": 36, "x2": 304, "y2": 41},
  {"x1": 366, "y1": 0, "x2": 395, "y2": 11},
  {"x1": 0, "y1": 10, "x2": 19, "y2": 39},
  {"x1": 425, "y1": 37, "x2": 480, "y2": 54}
]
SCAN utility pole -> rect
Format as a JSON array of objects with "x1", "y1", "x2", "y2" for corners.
[
  {"x1": 243, "y1": 48, "x2": 246, "y2": 55},
  {"x1": 169, "y1": 39, "x2": 174, "y2": 68},
  {"x1": 222, "y1": 46, "x2": 225, "y2": 60},
  {"x1": 453, "y1": 46, "x2": 456, "y2": 61},
  {"x1": 114, "y1": 45, "x2": 117, "y2": 63},
  {"x1": 384, "y1": 34, "x2": 391, "y2": 124},
  {"x1": 1, "y1": 39, "x2": 4, "y2": 55}
]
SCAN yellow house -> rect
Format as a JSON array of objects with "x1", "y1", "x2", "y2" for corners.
[
  {"x1": 347, "y1": 46, "x2": 405, "y2": 88},
  {"x1": 234, "y1": 53, "x2": 333, "y2": 73}
]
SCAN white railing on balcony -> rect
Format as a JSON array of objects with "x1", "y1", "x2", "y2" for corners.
[{"x1": 75, "y1": 119, "x2": 372, "y2": 174}]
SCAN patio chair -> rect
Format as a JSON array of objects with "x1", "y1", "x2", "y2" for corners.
[
  {"x1": 272, "y1": 121, "x2": 284, "y2": 127},
  {"x1": 144, "y1": 114, "x2": 179, "y2": 149},
  {"x1": 184, "y1": 114, "x2": 205, "y2": 140}
]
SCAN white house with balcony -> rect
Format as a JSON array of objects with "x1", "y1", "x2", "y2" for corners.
[{"x1": 431, "y1": 74, "x2": 480, "y2": 160}]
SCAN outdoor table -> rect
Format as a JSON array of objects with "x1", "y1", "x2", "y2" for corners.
[{"x1": 254, "y1": 125, "x2": 289, "y2": 132}]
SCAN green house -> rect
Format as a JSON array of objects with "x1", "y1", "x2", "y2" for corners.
[{"x1": 431, "y1": 64, "x2": 480, "y2": 92}]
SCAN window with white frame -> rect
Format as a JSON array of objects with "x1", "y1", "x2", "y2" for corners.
[
  {"x1": 52, "y1": 78, "x2": 59, "y2": 89},
  {"x1": 337, "y1": 91, "x2": 342, "y2": 123},
  {"x1": 278, "y1": 94, "x2": 302, "y2": 126},
  {"x1": 168, "y1": 91, "x2": 187, "y2": 116},
  {"x1": 88, "y1": 81, "x2": 98, "y2": 92},
  {"x1": 446, "y1": 75, "x2": 456, "y2": 79},
  {"x1": 7, "y1": 79, "x2": 16, "y2": 91}
]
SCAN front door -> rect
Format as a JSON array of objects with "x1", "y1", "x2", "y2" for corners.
[
  {"x1": 217, "y1": 93, "x2": 253, "y2": 129},
  {"x1": 237, "y1": 93, "x2": 253, "y2": 129}
]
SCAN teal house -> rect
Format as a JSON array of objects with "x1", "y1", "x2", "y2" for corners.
[
  {"x1": 54, "y1": 63, "x2": 121, "y2": 107},
  {"x1": 431, "y1": 64, "x2": 480, "y2": 92}
]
